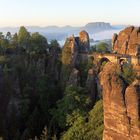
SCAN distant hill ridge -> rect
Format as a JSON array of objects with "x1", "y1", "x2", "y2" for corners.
[
  {"x1": 0, "y1": 22, "x2": 126, "y2": 41},
  {"x1": 0, "y1": 22, "x2": 124, "y2": 34}
]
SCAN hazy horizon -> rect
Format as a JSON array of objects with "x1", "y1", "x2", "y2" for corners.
[
  {"x1": 0, "y1": 0, "x2": 140, "y2": 27},
  {"x1": 0, "y1": 22, "x2": 131, "y2": 28}
]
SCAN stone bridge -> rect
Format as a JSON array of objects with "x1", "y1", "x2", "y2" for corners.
[{"x1": 90, "y1": 53, "x2": 140, "y2": 66}]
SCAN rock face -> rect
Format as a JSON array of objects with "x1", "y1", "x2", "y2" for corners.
[
  {"x1": 100, "y1": 62, "x2": 140, "y2": 140},
  {"x1": 61, "y1": 31, "x2": 90, "y2": 89},
  {"x1": 79, "y1": 30, "x2": 90, "y2": 52},
  {"x1": 86, "y1": 69, "x2": 98, "y2": 104},
  {"x1": 125, "y1": 80, "x2": 140, "y2": 140},
  {"x1": 68, "y1": 68, "x2": 80, "y2": 86},
  {"x1": 112, "y1": 26, "x2": 140, "y2": 56},
  {"x1": 64, "y1": 30, "x2": 90, "y2": 67}
]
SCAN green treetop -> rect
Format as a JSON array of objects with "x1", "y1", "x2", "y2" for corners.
[
  {"x1": 18, "y1": 26, "x2": 30, "y2": 49},
  {"x1": 30, "y1": 32, "x2": 48, "y2": 54}
]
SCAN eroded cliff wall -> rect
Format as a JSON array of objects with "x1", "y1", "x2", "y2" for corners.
[{"x1": 100, "y1": 62, "x2": 140, "y2": 140}]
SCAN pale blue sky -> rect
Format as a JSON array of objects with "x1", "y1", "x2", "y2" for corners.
[{"x1": 0, "y1": 0, "x2": 140, "y2": 27}]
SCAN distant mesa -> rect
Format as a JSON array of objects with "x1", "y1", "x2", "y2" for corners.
[{"x1": 83, "y1": 22, "x2": 113, "y2": 33}]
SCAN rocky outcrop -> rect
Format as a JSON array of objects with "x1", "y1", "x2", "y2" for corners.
[
  {"x1": 100, "y1": 62, "x2": 140, "y2": 140},
  {"x1": 64, "y1": 30, "x2": 90, "y2": 67},
  {"x1": 113, "y1": 26, "x2": 140, "y2": 56},
  {"x1": 68, "y1": 68, "x2": 80, "y2": 86},
  {"x1": 79, "y1": 30, "x2": 90, "y2": 53},
  {"x1": 86, "y1": 69, "x2": 98, "y2": 104},
  {"x1": 61, "y1": 31, "x2": 90, "y2": 89},
  {"x1": 125, "y1": 80, "x2": 140, "y2": 140}
]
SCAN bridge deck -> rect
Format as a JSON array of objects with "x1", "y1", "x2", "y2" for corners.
[{"x1": 88, "y1": 53, "x2": 139, "y2": 66}]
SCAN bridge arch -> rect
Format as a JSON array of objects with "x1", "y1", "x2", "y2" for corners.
[
  {"x1": 119, "y1": 58, "x2": 129, "y2": 65},
  {"x1": 99, "y1": 57, "x2": 110, "y2": 66}
]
